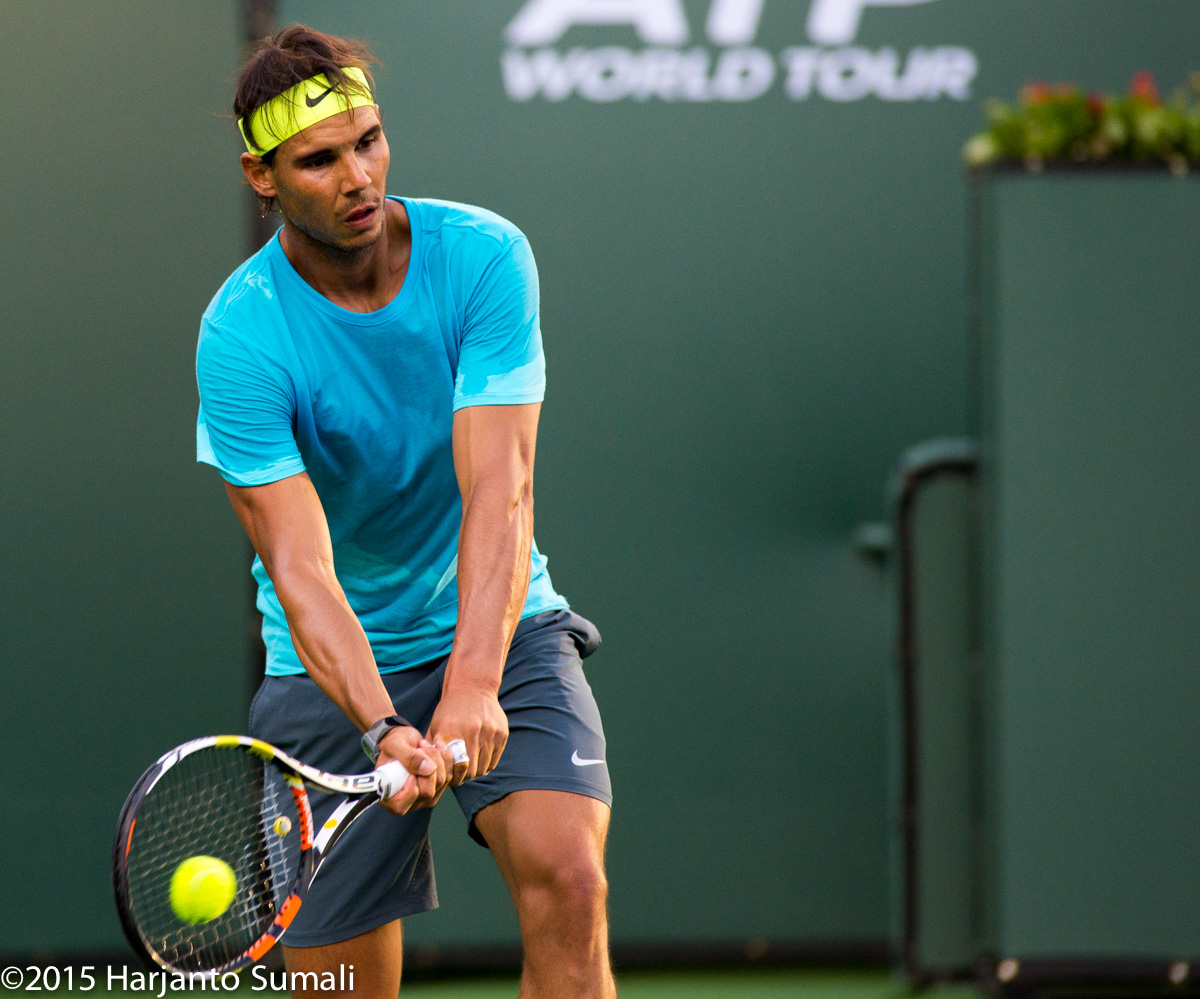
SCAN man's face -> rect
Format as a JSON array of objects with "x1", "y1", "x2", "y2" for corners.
[{"x1": 251, "y1": 106, "x2": 390, "y2": 252}]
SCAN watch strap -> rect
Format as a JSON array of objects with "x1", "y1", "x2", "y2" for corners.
[{"x1": 361, "y1": 713, "x2": 413, "y2": 765}]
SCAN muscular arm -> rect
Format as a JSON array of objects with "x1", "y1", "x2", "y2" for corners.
[
  {"x1": 223, "y1": 473, "x2": 445, "y2": 810},
  {"x1": 428, "y1": 402, "x2": 541, "y2": 782}
]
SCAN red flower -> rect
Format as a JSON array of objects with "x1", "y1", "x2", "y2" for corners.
[
  {"x1": 1130, "y1": 70, "x2": 1161, "y2": 105},
  {"x1": 1086, "y1": 91, "x2": 1106, "y2": 116},
  {"x1": 1021, "y1": 82, "x2": 1053, "y2": 106}
]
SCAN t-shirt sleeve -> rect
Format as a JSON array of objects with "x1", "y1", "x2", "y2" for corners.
[
  {"x1": 195, "y1": 320, "x2": 306, "y2": 487},
  {"x1": 452, "y1": 234, "x2": 546, "y2": 411}
]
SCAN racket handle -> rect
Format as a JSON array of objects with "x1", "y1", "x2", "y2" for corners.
[{"x1": 373, "y1": 760, "x2": 411, "y2": 800}]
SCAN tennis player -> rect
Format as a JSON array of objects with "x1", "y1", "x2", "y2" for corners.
[{"x1": 195, "y1": 25, "x2": 615, "y2": 999}]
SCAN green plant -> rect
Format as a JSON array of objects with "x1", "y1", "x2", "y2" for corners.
[{"x1": 963, "y1": 72, "x2": 1200, "y2": 172}]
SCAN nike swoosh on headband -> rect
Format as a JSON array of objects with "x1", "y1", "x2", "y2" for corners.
[
  {"x1": 571, "y1": 751, "x2": 605, "y2": 767},
  {"x1": 239, "y1": 68, "x2": 375, "y2": 156},
  {"x1": 305, "y1": 83, "x2": 337, "y2": 108}
]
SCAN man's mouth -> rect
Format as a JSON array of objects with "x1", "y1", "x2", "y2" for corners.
[{"x1": 343, "y1": 203, "x2": 378, "y2": 230}]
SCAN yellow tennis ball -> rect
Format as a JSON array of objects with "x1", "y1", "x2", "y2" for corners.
[{"x1": 170, "y1": 856, "x2": 237, "y2": 924}]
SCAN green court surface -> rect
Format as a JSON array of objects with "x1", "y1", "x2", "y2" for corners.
[
  {"x1": 36, "y1": 969, "x2": 979, "y2": 999},
  {"x1": 401, "y1": 970, "x2": 966, "y2": 997}
]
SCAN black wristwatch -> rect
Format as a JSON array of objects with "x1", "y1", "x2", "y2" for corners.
[{"x1": 361, "y1": 714, "x2": 413, "y2": 765}]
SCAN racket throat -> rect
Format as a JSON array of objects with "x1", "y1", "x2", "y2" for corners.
[{"x1": 314, "y1": 796, "x2": 373, "y2": 856}]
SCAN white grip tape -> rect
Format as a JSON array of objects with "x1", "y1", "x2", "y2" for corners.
[
  {"x1": 447, "y1": 739, "x2": 470, "y2": 765},
  {"x1": 373, "y1": 760, "x2": 410, "y2": 800}
]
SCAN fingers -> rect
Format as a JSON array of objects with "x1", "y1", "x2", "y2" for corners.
[
  {"x1": 438, "y1": 731, "x2": 507, "y2": 786},
  {"x1": 425, "y1": 740, "x2": 458, "y2": 801},
  {"x1": 378, "y1": 774, "x2": 418, "y2": 815},
  {"x1": 410, "y1": 738, "x2": 451, "y2": 808},
  {"x1": 474, "y1": 731, "x2": 502, "y2": 780},
  {"x1": 447, "y1": 738, "x2": 470, "y2": 766},
  {"x1": 376, "y1": 728, "x2": 448, "y2": 813},
  {"x1": 377, "y1": 727, "x2": 506, "y2": 810},
  {"x1": 445, "y1": 737, "x2": 471, "y2": 786},
  {"x1": 378, "y1": 726, "x2": 437, "y2": 780},
  {"x1": 426, "y1": 690, "x2": 510, "y2": 785},
  {"x1": 440, "y1": 733, "x2": 476, "y2": 785},
  {"x1": 486, "y1": 730, "x2": 508, "y2": 775}
]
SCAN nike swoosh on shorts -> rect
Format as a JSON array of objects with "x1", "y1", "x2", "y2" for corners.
[{"x1": 571, "y1": 751, "x2": 605, "y2": 767}]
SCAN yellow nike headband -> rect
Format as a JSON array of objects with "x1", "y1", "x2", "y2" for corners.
[{"x1": 238, "y1": 67, "x2": 375, "y2": 157}]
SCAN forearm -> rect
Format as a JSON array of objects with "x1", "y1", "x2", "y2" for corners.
[
  {"x1": 273, "y1": 562, "x2": 395, "y2": 732},
  {"x1": 223, "y1": 475, "x2": 441, "y2": 802},
  {"x1": 445, "y1": 479, "x2": 534, "y2": 695}
]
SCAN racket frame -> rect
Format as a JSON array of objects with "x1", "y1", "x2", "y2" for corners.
[{"x1": 113, "y1": 735, "x2": 407, "y2": 976}]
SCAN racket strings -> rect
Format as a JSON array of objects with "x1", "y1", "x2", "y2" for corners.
[{"x1": 123, "y1": 747, "x2": 303, "y2": 972}]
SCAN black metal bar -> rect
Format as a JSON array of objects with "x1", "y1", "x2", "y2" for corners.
[
  {"x1": 243, "y1": 0, "x2": 279, "y2": 256},
  {"x1": 403, "y1": 937, "x2": 891, "y2": 977},
  {"x1": 240, "y1": 0, "x2": 275, "y2": 702},
  {"x1": 987, "y1": 957, "x2": 1200, "y2": 999},
  {"x1": 894, "y1": 453, "x2": 978, "y2": 985}
]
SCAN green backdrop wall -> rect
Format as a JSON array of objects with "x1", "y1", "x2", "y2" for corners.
[
  {"x1": 0, "y1": 1, "x2": 248, "y2": 953},
  {"x1": 974, "y1": 173, "x2": 1200, "y2": 960},
  {"x1": 2, "y1": 0, "x2": 1198, "y2": 956}
]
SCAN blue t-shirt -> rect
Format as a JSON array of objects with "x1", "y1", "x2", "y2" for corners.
[{"x1": 195, "y1": 197, "x2": 568, "y2": 676}]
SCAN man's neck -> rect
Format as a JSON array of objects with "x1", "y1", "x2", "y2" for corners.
[{"x1": 279, "y1": 199, "x2": 412, "y2": 314}]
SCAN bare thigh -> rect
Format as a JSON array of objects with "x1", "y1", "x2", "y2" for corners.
[
  {"x1": 475, "y1": 789, "x2": 611, "y2": 890},
  {"x1": 281, "y1": 919, "x2": 403, "y2": 999},
  {"x1": 475, "y1": 789, "x2": 615, "y2": 999}
]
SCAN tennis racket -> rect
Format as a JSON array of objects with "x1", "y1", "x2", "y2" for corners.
[{"x1": 112, "y1": 733, "x2": 464, "y2": 975}]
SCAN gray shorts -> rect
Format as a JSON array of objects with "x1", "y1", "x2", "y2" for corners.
[{"x1": 248, "y1": 609, "x2": 610, "y2": 947}]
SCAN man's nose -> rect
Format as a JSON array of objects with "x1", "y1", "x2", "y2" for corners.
[{"x1": 340, "y1": 153, "x2": 371, "y2": 192}]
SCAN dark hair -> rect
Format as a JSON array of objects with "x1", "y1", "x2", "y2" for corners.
[{"x1": 235, "y1": 24, "x2": 379, "y2": 212}]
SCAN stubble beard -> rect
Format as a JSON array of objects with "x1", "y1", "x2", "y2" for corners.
[{"x1": 279, "y1": 195, "x2": 385, "y2": 259}]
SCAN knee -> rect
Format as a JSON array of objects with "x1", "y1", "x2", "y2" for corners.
[
  {"x1": 556, "y1": 858, "x2": 609, "y2": 914},
  {"x1": 518, "y1": 854, "x2": 608, "y2": 924}
]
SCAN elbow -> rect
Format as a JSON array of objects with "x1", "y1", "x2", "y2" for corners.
[
  {"x1": 499, "y1": 476, "x2": 533, "y2": 523},
  {"x1": 514, "y1": 472, "x2": 534, "y2": 520},
  {"x1": 468, "y1": 472, "x2": 534, "y2": 523},
  {"x1": 267, "y1": 552, "x2": 339, "y2": 601}
]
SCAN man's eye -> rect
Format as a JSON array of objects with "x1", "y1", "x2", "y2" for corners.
[
  {"x1": 359, "y1": 135, "x2": 376, "y2": 149},
  {"x1": 306, "y1": 156, "x2": 330, "y2": 168}
]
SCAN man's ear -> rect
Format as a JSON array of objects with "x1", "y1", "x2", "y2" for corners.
[{"x1": 240, "y1": 152, "x2": 277, "y2": 200}]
